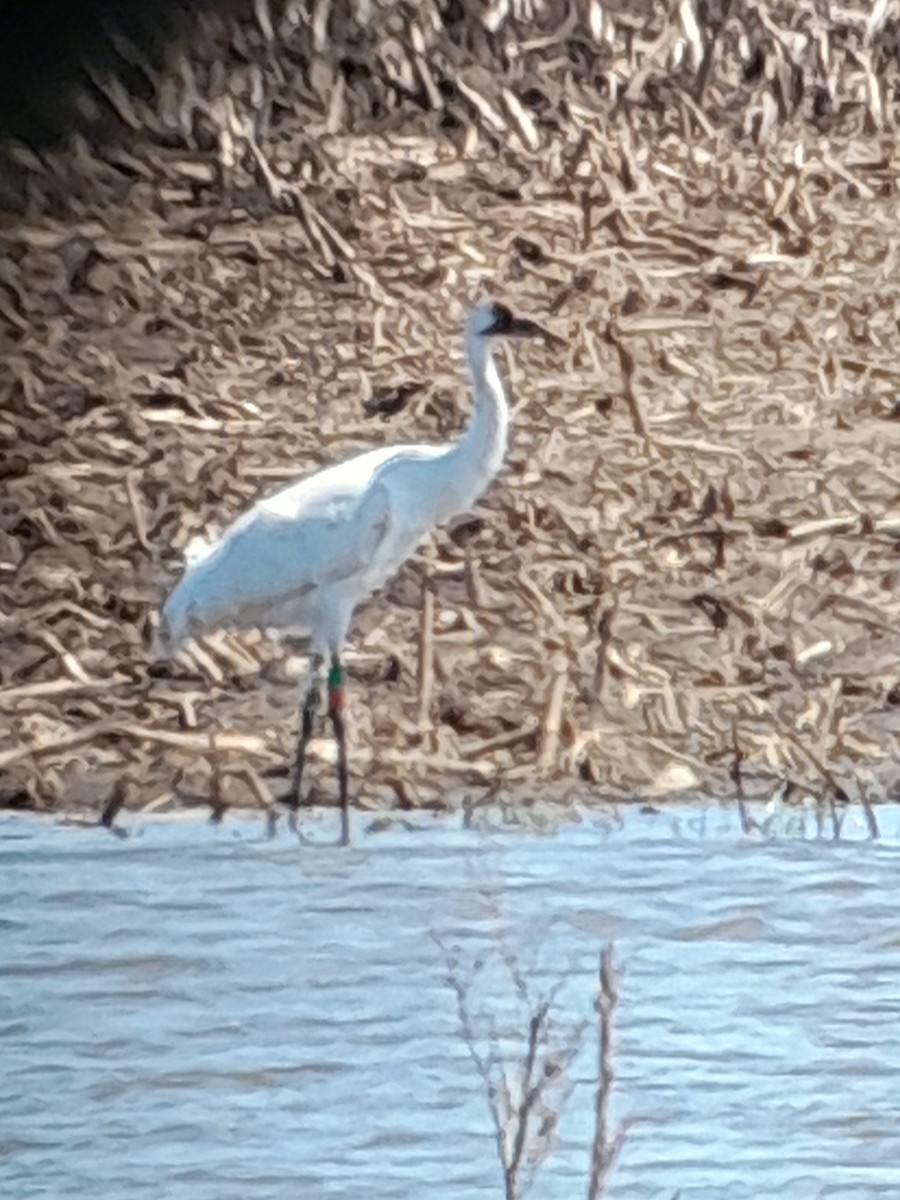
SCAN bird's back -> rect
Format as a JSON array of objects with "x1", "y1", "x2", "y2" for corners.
[
  {"x1": 251, "y1": 444, "x2": 403, "y2": 523},
  {"x1": 158, "y1": 442, "x2": 445, "y2": 652}
]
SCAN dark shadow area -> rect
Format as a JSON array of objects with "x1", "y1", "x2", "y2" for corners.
[{"x1": 0, "y1": 0, "x2": 238, "y2": 146}]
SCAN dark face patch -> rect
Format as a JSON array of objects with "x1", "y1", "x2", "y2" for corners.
[{"x1": 484, "y1": 302, "x2": 513, "y2": 335}]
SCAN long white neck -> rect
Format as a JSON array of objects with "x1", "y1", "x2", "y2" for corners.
[{"x1": 437, "y1": 329, "x2": 510, "y2": 521}]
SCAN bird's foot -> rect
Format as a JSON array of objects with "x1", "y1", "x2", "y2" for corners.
[{"x1": 274, "y1": 785, "x2": 302, "y2": 833}]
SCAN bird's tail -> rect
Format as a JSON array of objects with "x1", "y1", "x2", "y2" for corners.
[
  {"x1": 153, "y1": 535, "x2": 220, "y2": 658},
  {"x1": 153, "y1": 582, "x2": 192, "y2": 659}
]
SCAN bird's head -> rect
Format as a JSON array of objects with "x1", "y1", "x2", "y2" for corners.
[{"x1": 467, "y1": 301, "x2": 562, "y2": 345}]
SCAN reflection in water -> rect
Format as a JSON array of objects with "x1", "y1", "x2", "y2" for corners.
[{"x1": 2, "y1": 806, "x2": 900, "y2": 1199}]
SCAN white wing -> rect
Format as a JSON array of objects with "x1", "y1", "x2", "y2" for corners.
[
  {"x1": 159, "y1": 443, "x2": 443, "y2": 649},
  {"x1": 161, "y1": 477, "x2": 393, "y2": 648},
  {"x1": 253, "y1": 445, "x2": 411, "y2": 522}
]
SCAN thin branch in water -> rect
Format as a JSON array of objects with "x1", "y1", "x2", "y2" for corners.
[
  {"x1": 588, "y1": 945, "x2": 625, "y2": 1200},
  {"x1": 434, "y1": 926, "x2": 593, "y2": 1200}
]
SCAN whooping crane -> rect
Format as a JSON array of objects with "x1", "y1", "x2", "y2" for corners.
[{"x1": 155, "y1": 301, "x2": 558, "y2": 843}]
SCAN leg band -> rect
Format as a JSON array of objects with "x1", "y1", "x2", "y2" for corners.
[{"x1": 327, "y1": 662, "x2": 345, "y2": 715}]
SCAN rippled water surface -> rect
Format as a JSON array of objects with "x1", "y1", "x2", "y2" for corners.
[{"x1": 3, "y1": 805, "x2": 900, "y2": 1199}]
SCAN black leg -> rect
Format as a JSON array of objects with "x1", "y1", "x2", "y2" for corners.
[
  {"x1": 327, "y1": 653, "x2": 350, "y2": 846},
  {"x1": 280, "y1": 655, "x2": 322, "y2": 812}
]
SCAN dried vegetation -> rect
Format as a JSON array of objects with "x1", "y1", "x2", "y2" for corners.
[
  {"x1": 438, "y1": 918, "x2": 622, "y2": 1199},
  {"x1": 2, "y1": 0, "x2": 900, "y2": 821}
]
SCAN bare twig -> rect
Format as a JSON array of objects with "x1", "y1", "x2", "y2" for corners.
[
  {"x1": 604, "y1": 319, "x2": 651, "y2": 452},
  {"x1": 730, "y1": 720, "x2": 758, "y2": 836},
  {"x1": 537, "y1": 660, "x2": 568, "y2": 771},
  {"x1": 99, "y1": 776, "x2": 129, "y2": 836},
  {"x1": 784, "y1": 730, "x2": 877, "y2": 840},
  {"x1": 506, "y1": 1002, "x2": 551, "y2": 1200},
  {"x1": 436, "y1": 919, "x2": 614, "y2": 1200},
  {"x1": 417, "y1": 582, "x2": 435, "y2": 736},
  {"x1": 588, "y1": 945, "x2": 625, "y2": 1199},
  {"x1": 592, "y1": 603, "x2": 617, "y2": 709}
]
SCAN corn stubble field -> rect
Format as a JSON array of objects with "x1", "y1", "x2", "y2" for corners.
[{"x1": 1, "y1": 0, "x2": 899, "y2": 824}]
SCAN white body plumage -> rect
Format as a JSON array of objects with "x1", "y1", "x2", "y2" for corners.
[{"x1": 156, "y1": 303, "x2": 526, "y2": 660}]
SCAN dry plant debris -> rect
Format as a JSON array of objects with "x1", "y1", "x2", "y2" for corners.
[
  {"x1": 1, "y1": 1, "x2": 899, "y2": 821},
  {"x1": 436, "y1": 911, "x2": 622, "y2": 1198}
]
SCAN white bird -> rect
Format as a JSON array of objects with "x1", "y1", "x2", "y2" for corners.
[{"x1": 156, "y1": 300, "x2": 557, "y2": 842}]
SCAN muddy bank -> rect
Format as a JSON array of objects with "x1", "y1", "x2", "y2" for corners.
[{"x1": 2, "y1": 2, "x2": 899, "y2": 822}]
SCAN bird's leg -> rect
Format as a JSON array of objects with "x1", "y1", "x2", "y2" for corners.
[
  {"x1": 327, "y1": 653, "x2": 350, "y2": 846},
  {"x1": 281, "y1": 654, "x2": 323, "y2": 813}
]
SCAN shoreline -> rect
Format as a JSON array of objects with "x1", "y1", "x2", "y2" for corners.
[{"x1": 2, "y1": 3, "x2": 899, "y2": 821}]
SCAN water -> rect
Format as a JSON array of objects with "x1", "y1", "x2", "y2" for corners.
[{"x1": 2, "y1": 804, "x2": 900, "y2": 1199}]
